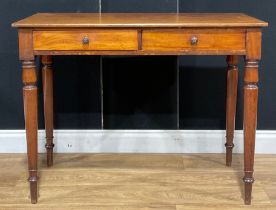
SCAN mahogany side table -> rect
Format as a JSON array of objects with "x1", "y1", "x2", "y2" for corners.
[{"x1": 12, "y1": 13, "x2": 268, "y2": 204}]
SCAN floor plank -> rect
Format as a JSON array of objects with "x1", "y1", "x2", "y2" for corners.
[{"x1": 0, "y1": 154, "x2": 275, "y2": 209}]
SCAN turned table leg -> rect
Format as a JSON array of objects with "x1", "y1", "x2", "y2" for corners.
[
  {"x1": 22, "y1": 60, "x2": 38, "y2": 204},
  {"x1": 243, "y1": 59, "x2": 259, "y2": 205},
  {"x1": 42, "y1": 56, "x2": 54, "y2": 167},
  {"x1": 225, "y1": 55, "x2": 239, "y2": 166},
  {"x1": 242, "y1": 29, "x2": 262, "y2": 205}
]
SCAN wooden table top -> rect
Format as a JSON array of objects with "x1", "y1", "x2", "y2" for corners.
[{"x1": 12, "y1": 13, "x2": 268, "y2": 28}]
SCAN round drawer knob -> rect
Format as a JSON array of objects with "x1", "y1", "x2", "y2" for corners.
[
  {"x1": 191, "y1": 36, "x2": 198, "y2": 45},
  {"x1": 82, "y1": 36, "x2": 89, "y2": 45}
]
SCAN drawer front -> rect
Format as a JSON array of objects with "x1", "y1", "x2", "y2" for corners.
[
  {"x1": 33, "y1": 30, "x2": 138, "y2": 51},
  {"x1": 142, "y1": 29, "x2": 245, "y2": 51}
]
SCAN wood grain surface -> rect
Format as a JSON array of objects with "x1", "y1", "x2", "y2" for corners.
[
  {"x1": 33, "y1": 30, "x2": 138, "y2": 51},
  {"x1": 142, "y1": 29, "x2": 245, "y2": 51},
  {"x1": 0, "y1": 154, "x2": 275, "y2": 209},
  {"x1": 12, "y1": 13, "x2": 268, "y2": 28}
]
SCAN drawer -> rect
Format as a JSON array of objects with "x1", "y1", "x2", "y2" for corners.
[
  {"x1": 33, "y1": 30, "x2": 138, "y2": 51},
  {"x1": 142, "y1": 29, "x2": 245, "y2": 51}
]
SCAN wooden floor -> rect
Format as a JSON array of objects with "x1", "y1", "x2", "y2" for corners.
[{"x1": 0, "y1": 154, "x2": 275, "y2": 210}]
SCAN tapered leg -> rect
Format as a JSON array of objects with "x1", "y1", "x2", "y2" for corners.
[
  {"x1": 225, "y1": 55, "x2": 239, "y2": 166},
  {"x1": 42, "y1": 56, "x2": 54, "y2": 167},
  {"x1": 22, "y1": 60, "x2": 38, "y2": 204},
  {"x1": 243, "y1": 59, "x2": 259, "y2": 205}
]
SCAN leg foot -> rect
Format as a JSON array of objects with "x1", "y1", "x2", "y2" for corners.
[
  {"x1": 29, "y1": 175, "x2": 38, "y2": 204},
  {"x1": 243, "y1": 175, "x2": 254, "y2": 205},
  {"x1": 225, "y1": 143, "x2": 234, "y2": 167},
  {"x1": 45, "y1": 142, "x2": 54, "y2": 166}
]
